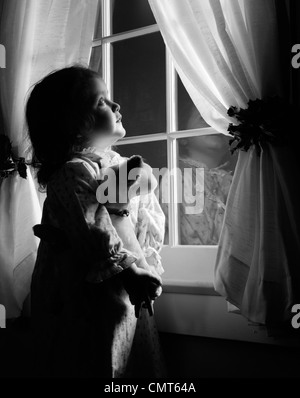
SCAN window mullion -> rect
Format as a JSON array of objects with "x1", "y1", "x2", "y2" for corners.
[
  {"x1": 166, "y1": 50, "x2": 177, "y2": 133},
  {"x1": 102, "y1": 0, "x2": 111, "y2": 37},
  {"x1": 101, "y1": 25, "x2": 159, "y2": 44},
  {"x1": 102, "y1": 0, "x2": 112, "y2": 96},
  {"x1": 166, "y1": 50, "x2": 178, "y2": 247}
]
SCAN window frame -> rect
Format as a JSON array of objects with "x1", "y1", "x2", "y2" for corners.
[{"x1": 89, "y1": 0, "x2": 220, "y2": 255}]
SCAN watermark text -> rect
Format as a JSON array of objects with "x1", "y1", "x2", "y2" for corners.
[
  {"x1": 0, "y1": 304, "x2": 6, "y2": 328},
  {"x1": 291, "y1": 44, "x2": 300, "y2": 69},
  {"x1": 291, "y1": 304, "x2": 300, "y2": 329},
  {"x1": 0, "y1": 44, "x2": 6, "y2": 69},
  {"x1": 96, "y1": 166, "x2": 205, "y2": 215}
]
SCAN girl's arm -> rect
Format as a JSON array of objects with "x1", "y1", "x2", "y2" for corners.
[
  {"x1": 48, "y1": 160, "x2": 137, "y2": 283},
  {"x1": 109, "y1": 213, "x2": 152, "y2": 271}
]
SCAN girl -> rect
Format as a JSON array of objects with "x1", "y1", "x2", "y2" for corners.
[{"x1": 26, "y1": 65, "x2": 166, "y2": 378}]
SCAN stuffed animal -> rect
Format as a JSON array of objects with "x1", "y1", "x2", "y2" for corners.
[{"x1": 96, "y1": 155, "x2": 162, "y2": 315}]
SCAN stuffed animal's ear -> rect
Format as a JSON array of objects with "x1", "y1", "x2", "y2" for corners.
[
  {"x1": 127, "y1": 155, "x2": 143, "y2": 171},
  {"x1": 103, "y1": 155, "x2": 142, "y2": 177},
  {"x1": 97, "y1": 155, "x2": 144, "y2": 196},
  {"x1": 126, "y1": 155, "x2": 143, "y2": 188}
]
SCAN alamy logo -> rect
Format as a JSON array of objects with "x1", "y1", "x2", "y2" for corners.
[
  {"x1": 291, "y1": 304, "x2": 300, "y2": 329},
  {"x1": 0, "y1": 304, "x2": 6, "y2": 328},
  {"x1": 291, "y1": 44, "x2": 300, "y2": 69},
  {"x1": 0, "y1": 44, "x2": 6, "y2": 69},
  {"x1": 96, "y1": 165, "x2": 205, "y2": 215}
]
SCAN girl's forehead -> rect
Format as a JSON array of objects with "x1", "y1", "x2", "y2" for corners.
[{"x1": 90, "y1": 77, "x2": 108, "y2": 97}]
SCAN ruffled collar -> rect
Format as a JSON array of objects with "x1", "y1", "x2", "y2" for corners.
[{"x1": 74, "y1": 146, "x2": 122, "y2": 168}]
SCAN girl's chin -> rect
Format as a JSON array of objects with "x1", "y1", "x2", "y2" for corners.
[{"x1": 114, "y1": 125, "x2": 126, "y2": 138}]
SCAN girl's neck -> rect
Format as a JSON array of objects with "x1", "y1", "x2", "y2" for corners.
[{"x1": 76, "y1": 144, "x2": 111, "y2": 156}]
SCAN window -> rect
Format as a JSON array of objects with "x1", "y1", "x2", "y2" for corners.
[{"x1": 89, "y1": 0, "x2": 237, "y2": 268}]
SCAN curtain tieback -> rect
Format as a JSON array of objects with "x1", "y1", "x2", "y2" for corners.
[
  {"x1": 227, "y1": 96, "x2": 294, "y2": 156},
  {"x1": 0, "y1": 135, "x2": 28, "y2": 180}
]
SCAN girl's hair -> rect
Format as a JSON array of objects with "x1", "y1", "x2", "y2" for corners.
[{"x1": 26, "y1": 65, "x2": 101, "y2": 188}]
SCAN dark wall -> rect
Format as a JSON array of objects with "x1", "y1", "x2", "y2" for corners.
[{"x1": 159, "y1": 333, "x2": 300, "y2": 378}]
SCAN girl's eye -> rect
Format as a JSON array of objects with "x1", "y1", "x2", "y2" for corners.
[{"x1": 98, "y1": 98, "x2": 106, "y2": 106}]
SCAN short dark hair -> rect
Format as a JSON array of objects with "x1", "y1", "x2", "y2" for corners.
[{"x1": 26, "y1": 65, "x2": 101, "y2": 188}]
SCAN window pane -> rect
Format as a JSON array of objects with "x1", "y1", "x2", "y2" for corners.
[
  {"x1": 112, "y1": 0, "x2": 156, "y2": 34},
  {"x1": 177, "y1": 74, "x2": 209, "y2": 131},
  {"x1": 113, "y1": 33, "x2": 166, "y2": 136},
  {"x1": 176, "y1": 134, "x2": 238, "y2": 245},
  {"x1": 115, "y1": 140, "x2": 168, "y2": 244},
  {"x1": 94, "y1": 1, "x2": 102, "y2": 39},
  {"x1": 89, "y1": 46, "x2": 102, "y2": 75}
]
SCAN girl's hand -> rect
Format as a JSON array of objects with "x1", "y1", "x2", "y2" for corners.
[
  {"x1": 137, "y1": 273, "x2": 163, "y2": 318},
  {"x1": 121, "y1": 264, "x2": 162, "y2": 317}
]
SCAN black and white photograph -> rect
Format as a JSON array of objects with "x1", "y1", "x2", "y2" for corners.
[{"x1": 0, "y1": 0, "x2": 300, "y2": 385}]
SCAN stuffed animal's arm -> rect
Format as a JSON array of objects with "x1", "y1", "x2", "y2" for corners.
[
  {"x1": 109, "y1": 213, "x2": 163, "y2": 310},
  {"x1": 133, "y1": 192, "x2": 165, "y2": 276},
  {"x1": 109, "y1": 214, "x2": 151, "y2": 272}
]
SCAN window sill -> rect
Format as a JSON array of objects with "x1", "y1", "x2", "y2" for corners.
[
  {"x1": 160, "y1": 245, "x2": 218, "y2": 296},
  {"x1": 162, "y1": 280, "x2": 218, "y2": 296},
  {"x1": 157, "y1": 246, "x2": 300, "y2": 347}
]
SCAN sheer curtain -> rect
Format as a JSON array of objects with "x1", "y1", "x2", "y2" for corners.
[
  {"x1": 149, "y1": 0, "x2": 300, "y2": 325},
  {"x1": 0, "y1": 0, "x2": 97, "y2": 319}
]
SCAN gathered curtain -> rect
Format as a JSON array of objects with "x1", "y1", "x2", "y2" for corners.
[
  {"x1": 0, "y1": 0, "x2": 97, "y2": 318},
  {"x1": 148, "y1": 0, "x2": 300, "y2": 325}
]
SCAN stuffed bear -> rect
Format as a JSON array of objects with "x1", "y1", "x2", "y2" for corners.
[{"x1": 96, "y1": 155, "x2": 162, "y2": 314}]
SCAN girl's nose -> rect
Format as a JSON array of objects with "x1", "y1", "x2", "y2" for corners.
[{"x1": 112, "y1": 101, "x2": 120, "y2": 113}]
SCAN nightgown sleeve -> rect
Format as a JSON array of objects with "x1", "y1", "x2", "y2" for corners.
[
  {"x1": 129, "y1": 192, "x2": 165, "y2": 276},
  {"x1": 47, "y1": 159, "x2": 137, "y2": 283}
]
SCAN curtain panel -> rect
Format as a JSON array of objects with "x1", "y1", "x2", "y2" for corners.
[
  {"x1": 148, "y1": 0, "x2": 300, "y2": 325},
  {"x1": 0, "y1": 0, "x2": 97, "y2": 318}
]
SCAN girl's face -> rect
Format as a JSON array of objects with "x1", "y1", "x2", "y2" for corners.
[{"x1": 87, "y1": 77, "x2": 126, "y2": 149}]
